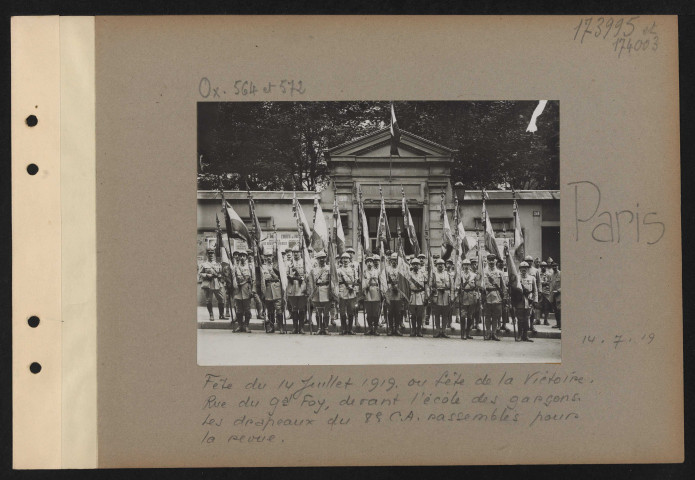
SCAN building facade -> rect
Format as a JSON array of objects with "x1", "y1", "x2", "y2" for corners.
[{"x1": 197, "y1": 128, "x2": 559, "y2": 304}]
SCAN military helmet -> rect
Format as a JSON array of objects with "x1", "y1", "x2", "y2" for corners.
[
  {"x1": 340, "y1": 252, "x2": 351, "y2": 259},
  {"x1": 540, "y1": 261, "x2": 548, "y2": 266},
  {"x1": 372, "y1": 255, "x2": 381, "y2": 262},
  {"x1": 486, "y1": 254, "x2": 497, "y2": 261},
  {"x1": 524, "y1": 255, "x2": 534, "y2": 262},
  {"x1": 346, "y1": 247, "x2": 355, "y2": 254},
  {"x1": 435, "y1": 259, "x2": 445, "y2": 265},
  {"x1": 461, "y1": 258, "x2": 471, "y2": 266},
  {"x1": 206, "y1": 247, "x2": 215, "y2": 253},
  {"x1": 519, "y1": 261, "x2": 530, "y2": 268},
  {"x1": 237, "y1": 250, "x2": 247, "y2": 256},
  {"x1": 446, "y1": 259, "x2": 454, "y2": 264},
  {"x1": 390, "y1": 253, "x2": 398, "y2": 260},
  {"x1": 417, "y1": 254, "x2": 426, "y2": 259},
  {"x1": 315, "y1": 251, "x2": 327, "y2": 259},
  {"x1": 411, "y1": 258, "x2": 421, "y2": 265}
]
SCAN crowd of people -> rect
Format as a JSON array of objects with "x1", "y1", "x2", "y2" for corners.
[{"x1": 198, "y1": 245, "x2": 561, "y2": 341}]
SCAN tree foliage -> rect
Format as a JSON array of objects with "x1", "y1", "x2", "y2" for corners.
[{"x1": 198, "y1": 101, "x2": 559, "y2": 191}]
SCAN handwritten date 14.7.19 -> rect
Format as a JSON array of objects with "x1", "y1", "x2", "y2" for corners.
[
  {"x1": 572, "y1": 16, "x2": 659, "y2": 59},
  {"x1": 582, "y1": 333, "x2": 655, "y2": 349}
]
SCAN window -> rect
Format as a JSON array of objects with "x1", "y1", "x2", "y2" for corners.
[{"x1": 365, "y1": 208, "x2": 421, "y2": 253}]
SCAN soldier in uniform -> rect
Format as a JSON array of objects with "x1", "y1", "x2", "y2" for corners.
[
  {"x1": 287, "y1": 247, "x2": 307, "y2": 334},
  {"x1": 550, "y1": 261, "x2": 561, "y2": 329},
  {"x1": 469, "y1": 258, "x2": 481, "y2": 331},
  {"x1": 445, "y1": 259, "x2": 457, "y2": 333},
  {"x1": 483, "y1": 254, "x2": 506, "y2": 341},
  {"x1": 515, "y1": 261, "x2": 538, "y2": 342},
  {"x1": 432, "y1": 259, "x2": 451, "y2": 338},
  {"x1": 363, "y1": 255, "x2": 382, "y2": 335},
  {"x1": 199, "y1": 248, "x2": 225, "y2": 321},
  {"x1": 261, "y1": 249, "x2": 284, "y2": 333},
  {"x1": 232, "y1": 250, "x2": 254, "y2": 332},
  {"x1": 337, "y1": 253, "x2": 358, "y2": 335},
  {"x1": 525, "y1": 255, "x2": 540, "y2": 332},
  {"x1": 246, "y1": 250, "x2": 266, "y2": 321},
  {"x1": 538, "y1": 261, "x2": 553, "y2": 325},
  {"x1": 219, "y1": 250, "x2": 232, "y2": 320},
  {"x1": 310, "y1": 251, "x2": 331, "y2": 335},
  {"x1": 458, "y1": 259, "x2": 478, "y2": 339},
  {"x1": 408, "y1": 258, "x2": 428, "y2": 337},
  {"x1": 497, "y1": 257, "x2": 512, "y2": 334},
  {"x1": 385, "y1": 253, "x2": 404, "y2": 336}
]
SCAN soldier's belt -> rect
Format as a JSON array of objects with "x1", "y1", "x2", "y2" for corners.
[{"x1": 411, "y1": 288, "x2": 424, "y2": 293}]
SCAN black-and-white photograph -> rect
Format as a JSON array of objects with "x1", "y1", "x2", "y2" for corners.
[{"x1": 197, "y1": 101, "x2": 560, "y2": 365}]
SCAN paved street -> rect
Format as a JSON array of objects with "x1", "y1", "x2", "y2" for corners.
[{"x1": 196, "y1": 307, "x2": 561, "y2": 366}]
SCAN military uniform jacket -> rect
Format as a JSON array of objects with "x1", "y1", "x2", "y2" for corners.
[
  {"x1": 198, "y1": 260, "x2": 222, "y2": 290},
  {"x1": 232, "y1": 263, "x2": 253, "y2": 300},
  {"x1": 432, "y1": 270, "x2": 451, "y2": 306},
  {"x1": 362, "y1": 268, "x2": 382, "y2": 302},
  {"x1": 549, "y1": 270, "x2": 561, "y2": 303},
  {"x1": 515, "y1": 273, "x2": 538, "y2": 309},
  {"x1": 287, "y1": 259, "x2": 306, "y2": 297},
  {"x1": 483, "y1": 268, "x2": 506, "y2": 304},
  {"x1": 540, "y1": 270, "x2": 552, "y2": 299},
  {"x1": 261, "y1": 264, "x2": 283, "y2": 300},
  {"x1": 310, "y1": 265, "x2": 331, "y2": 303},
  {"x1": 385, "y1": 265, "x2": 401, "y2": 301},
  {"x1": 408, "y1": 269, "x2": 428, "y2": 306},
  {"x1": 459, "y1": 270, "x2": 479, "y2": 305},
  {"x1": 337, "y1": 265, "x2": 357, "y2": 299}
]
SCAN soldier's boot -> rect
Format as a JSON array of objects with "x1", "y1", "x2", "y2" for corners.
[
  {"x1": 218, "y1": 303, "x2": 227, "y2": 320},
  {"x1": 207, "y1": 303, "x2": 214, "y2": 321},
  {"x1": 555, "y1": 312, "x2": 561, "y2": 329}
]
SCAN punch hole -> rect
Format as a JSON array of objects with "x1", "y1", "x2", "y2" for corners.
[
  {"x1": 26, "y1": 164, "x2": 38, "y2": 175},
  {"x1": 30, "y1": 362, "x2": 42, "y2": 374},
  {"x1": 27, "y1": 316, "x2": 40, "y2": 328},
  {"x1": 25, "y1": 115, "x2": 38, "y2": 127}
]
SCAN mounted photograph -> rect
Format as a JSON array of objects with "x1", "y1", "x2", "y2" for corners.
[{"x1": 196, "y1": 100, "x2": 560, "y2": 365}]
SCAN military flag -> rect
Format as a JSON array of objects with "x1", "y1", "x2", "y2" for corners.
[
  {"x1": 440, "y1": 193, "x2": 455, "y2": 261},
  {"x1": 390, "y1": 102, "x2": 401, "y2": 156},
  {"x1": 512, "y1": 195, "x2": 525, "y2": 262},
  {"x1": 275, "y1": 229, "x2": 288, "y2": 300},
  {"x1": 246, "y1": 185, "x2": 264, "y2": 248},
  {"x1": 505, "y1": 243, "x2": 523, "y2": 304},
  {"x1": 333, "y1": 196, "x2": 346, "y2": 255},
  {"x1": 482, "y1": 190, "x2": 502, "y2": 259},
  {"x1": 245, "y1": 189, "x2": 265, "y2": 307},
  {"x1": 376, "y1": 185, "x2": 391, "y2": 254},
  {"x1": 396, "y1": 226, "x2": 411, "y2": 301},
  {"x1": 526, "y1": 100, "x2": 548, "y2": 133},
  {"x1": 293, "y1": 192, "x2": 312, "y2": 245},
  {"x1": 223, "y1": 201, "x2": 250, "y2": 246},
  {"x1": 401, "y1": 189, "x2": 420, "y2": 256},
  {"x1": 311, "y1": 197, "x2": 329, "y2": 253},
  {"x1": 215, "y1": 213, "x2": 223, "y2": 259},
  {"x1": 357, "y1": 186, "x2": 371, "y2": 255}
]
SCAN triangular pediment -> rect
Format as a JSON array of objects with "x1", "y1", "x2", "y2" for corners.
[{"x1": 326, "y1": 127, "x2": 456, "y2": 158}]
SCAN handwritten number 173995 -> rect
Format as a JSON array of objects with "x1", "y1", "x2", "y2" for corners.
[{"x1": 572, "y1": 17, "x2": 659, "y2": 59}]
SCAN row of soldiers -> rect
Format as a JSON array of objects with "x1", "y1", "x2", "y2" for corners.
[{"x1": 198, "y1": 245, "x2": 561, "y2": 339}]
